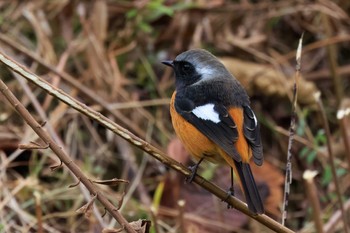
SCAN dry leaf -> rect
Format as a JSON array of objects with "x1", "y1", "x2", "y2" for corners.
[
  {"x1": 76, "y1": 195, "x2": 97, "y2": 218},
  {"x1": 251, "y1": 160, "x2": 284, "y2": 217},
  {"x1": 220, "y1": 57, "x2": 318, "y2": 106},
  {"x1": 129, "y1": 219, "x2": 151, "y2": 233}
]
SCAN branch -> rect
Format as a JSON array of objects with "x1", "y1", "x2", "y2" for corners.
[
  {"x1": 0, "y1": 51, "x2": 294, "y2": 233},
  {"x1": 0, "y1": 80, "x2": 137, "y2": 233}
]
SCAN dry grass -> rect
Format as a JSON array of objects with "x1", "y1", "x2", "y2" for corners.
[{"x1": 0, "y1": 0, "x2": 350, "y2": 232}]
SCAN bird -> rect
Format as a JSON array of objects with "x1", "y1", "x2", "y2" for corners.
[{"x1": 162, "y1": 49, "x2": 264, "y2": 214}]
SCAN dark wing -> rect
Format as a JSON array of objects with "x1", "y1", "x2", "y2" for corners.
[
  {"x1": 175, "y1": 97, "x2": 241, "y2": 162},
  {"x1": 243, "y1": 105, "x2": 263, "y2": 166}
]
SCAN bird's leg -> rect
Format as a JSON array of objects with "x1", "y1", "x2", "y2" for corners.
[
  {"x1": 228, "y1": 167, "x2": 235, "y2": 196},
  {"x1": 224, "y1": 167, "x2": 235, "y2": 208},
  {"x1": 186, "y1": 157, "x2": 204, "y2": 183}
]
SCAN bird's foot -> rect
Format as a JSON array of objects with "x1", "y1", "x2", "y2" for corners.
[
  {"x1": 185, "y1": 158, "x2": 204, "y2": 183},
  {"x1": 223, "y1": 186, "x2": 235, "y2": 209},
  {"x1": 185, "y1": 164, "x2": 199, "y2": 183}
]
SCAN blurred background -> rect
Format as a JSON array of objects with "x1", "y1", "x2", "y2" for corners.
[{"x1": 0, "y1": 0, "x2": 349, "y2": 232}]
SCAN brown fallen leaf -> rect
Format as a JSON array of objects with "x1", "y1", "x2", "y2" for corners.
[{"x1": 220, "y1": 57, "x2": 318, "y2": 106}]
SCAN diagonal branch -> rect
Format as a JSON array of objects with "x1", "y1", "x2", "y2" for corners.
[{"x1": 0, "y1": 51, "x2": 294, "y2": 233}]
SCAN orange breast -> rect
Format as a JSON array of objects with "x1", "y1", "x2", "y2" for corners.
[
  {"x1": 170, "y1": 92, "x2": 222, "y2": 163},
  {"x1": 170, "y1": 92, "x2": 251, "y2": 165}
]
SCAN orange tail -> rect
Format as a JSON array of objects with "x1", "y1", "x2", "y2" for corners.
[{"x1": 234, "y1": 161, "x2": 264, "y2": 214}]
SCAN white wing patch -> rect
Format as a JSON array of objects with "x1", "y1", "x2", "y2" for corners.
[{"x1": 192, "y1": 104, "x2": 220, "y2": 123}]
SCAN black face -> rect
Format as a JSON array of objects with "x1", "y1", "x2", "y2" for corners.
[{"x1": 172, "y1": 60, "x2": 201, "y2": 89}]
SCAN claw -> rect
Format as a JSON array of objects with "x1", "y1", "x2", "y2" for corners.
[
  {"x1": 225, "y1": 186, "x2": 235, "y2": 209},
  {"x1": 185, "y1": 157, "x2": 204, "y2": 183},
  {"x1": 186, "y1": 165, "x2": 198, "y2": 183}
]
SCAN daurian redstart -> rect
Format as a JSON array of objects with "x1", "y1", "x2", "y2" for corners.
[{"x1": 162, "y1": 49, "x2": 264, "y2": 214}]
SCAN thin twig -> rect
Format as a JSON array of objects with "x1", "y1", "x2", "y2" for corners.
[
  {"x1": 33, "y1": 191, "x2": 43, "y2": 233},
  {"x1": 337, "y1": 101, "x2": 350, "y2": 168},
  {"x1": 282, "y1": 34, "x2": 303, "y2": 226},
  {"x1": 177, "y1": 200, "x2": 186, "y2": 233},
  {"x1": 303, "y1": 170, "x2": 324, "y2": 233},
  {"x1": 0, "y1": 79, "x2": 137, "y2": 233},
  {"x1": 0, "y1": 51, "x2": 294, "y2": 233},
  {"x1": 315, "y1": 92, "x2": 349, "y2": 233}
]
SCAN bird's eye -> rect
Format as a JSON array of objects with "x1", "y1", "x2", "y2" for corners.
[{"x1": 181, "y1": 63, "x2": 191, "y2": 73}]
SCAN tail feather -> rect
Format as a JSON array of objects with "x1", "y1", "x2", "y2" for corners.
[{"x1": 234, "y1": 161, "x2": 264, "y2": 214}]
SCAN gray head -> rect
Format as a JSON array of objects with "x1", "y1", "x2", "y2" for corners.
[{"x1": 162, "y1": 49, "x2": 233, "y2": 89}]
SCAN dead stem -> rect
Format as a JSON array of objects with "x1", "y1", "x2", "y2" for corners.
[
  {"x1": 303, "y1": 170, "x2": 324, "y2": 233},
  {"x1": 282, "y1": 34, "x2": 303, "y2": 226},
  {"x1": 321, "y1": 14, "x2": 343, "y2": 106},
  {"x1": 337, "y1": 100, "x2": 350, "y2": 168}
]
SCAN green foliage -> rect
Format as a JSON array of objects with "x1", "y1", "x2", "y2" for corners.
[
  {"x1": 152, "y1": 180, "x2": 164, "y2": 209},
  {"x1": 299, "y1": 147, "x2": 317, "y2": 164},
  {"x1": 321, "y1": 165, "x2": 332, "y2": 186},
  {"x1": 126, "y1": 0, "x2": 193, "y2": 34},
  {"x1": 298, "y1": 129, "x2": 326, "y2": 164},
  {"x1": 321, "y1": 164, "x2": 347, "y2": 187},
  {"x1": 296, "y1": 109, "x2": 308, "y2": 136}
]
